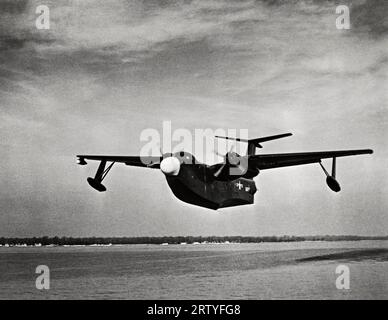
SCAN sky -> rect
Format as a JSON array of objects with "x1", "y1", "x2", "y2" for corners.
[{"x1": 0, "y1": 0, "x2": 387, "y2": 237}]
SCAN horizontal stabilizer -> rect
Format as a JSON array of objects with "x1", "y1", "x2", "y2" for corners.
[{"x1": 215, "y1": 132, "x2": 293, "y2": 155}]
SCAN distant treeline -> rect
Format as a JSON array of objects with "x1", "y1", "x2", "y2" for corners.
[{"x1": 0, "y1": 235, "x2": 387, "y2": 246}]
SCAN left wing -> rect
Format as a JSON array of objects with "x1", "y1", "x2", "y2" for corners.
[
  {"x1": 248, "y1": 149, "x2": 373, "y2": 170},
  {"x1": 76, "y1": 155, "x2": 162, "y2": 168}
]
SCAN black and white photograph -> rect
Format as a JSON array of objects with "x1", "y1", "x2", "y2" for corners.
[{"x1": 0, "y1": 0, "x2": 387, "y2": 306}]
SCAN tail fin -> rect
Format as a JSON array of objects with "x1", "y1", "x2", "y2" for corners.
[{"x1": 215, "y1": 133, "x2": 292, "y2": 155}]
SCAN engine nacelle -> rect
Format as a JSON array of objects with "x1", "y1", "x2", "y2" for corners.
[
  {"x1": 160, "y1": 156, "x2": 181, "y2": 176},
  {"x1": 214, "y1": 151, "x2": 248, "y2": 179},
  {"x1": 326, "y1": 176, "x2": 341, "y2": 192}
]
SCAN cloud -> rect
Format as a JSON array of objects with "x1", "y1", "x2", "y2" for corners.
[
  {"x1": 351, "y1": 0, "x2": 388, "y2": 37},
  {"x1": 0, "y1": 0, "x2": 386, "y2": 236}
]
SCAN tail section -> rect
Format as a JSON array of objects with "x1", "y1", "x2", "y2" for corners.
[{"x1": 215, "y1": 132, "x2": 292, "y2": 155}]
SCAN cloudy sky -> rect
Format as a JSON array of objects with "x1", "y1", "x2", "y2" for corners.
[{"x1": 0, "y1": 0, "x2": 387, "y2": 237}]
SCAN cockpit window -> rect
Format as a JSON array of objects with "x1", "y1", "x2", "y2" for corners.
[{"x1": 174, "y1": 151, "x2": 196, "y2": 165}]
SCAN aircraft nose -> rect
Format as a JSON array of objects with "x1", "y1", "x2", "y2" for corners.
[{"x1": 160, "y1": 157, "x2": 181, "y2": 176}]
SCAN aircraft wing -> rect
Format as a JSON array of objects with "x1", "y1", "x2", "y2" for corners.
[
  {"x1": 248, "y1": 149, "x2": 373, "y2": 170},
  {"x1": 76, "y1": 155, "x2": 162, "y2": 168}
]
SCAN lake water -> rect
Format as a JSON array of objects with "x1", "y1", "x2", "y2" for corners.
[{"x1": 0, "y1": 241, "x2": 387, "y2": 299}]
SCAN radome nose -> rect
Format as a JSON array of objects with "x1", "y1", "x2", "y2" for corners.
[{"x1": 160, "y1": 157, "x2": 180, "y2": 176}]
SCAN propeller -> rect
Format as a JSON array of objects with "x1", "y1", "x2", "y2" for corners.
[
  {"x1": 160, "y1": 156, "x2": 181, "y2": 176},
  {"x1": 157, "y1": 143, "x2": 173, "y2": 159},
  {"x1": 214, "y1": 144, "x2": 234, "y2": 159},
  {"x1": 214, "y1": 145, "x2": 242, "y2": 178},
  {"x1": 158, "y1": 143, "x2": 181, "y2": 176}
]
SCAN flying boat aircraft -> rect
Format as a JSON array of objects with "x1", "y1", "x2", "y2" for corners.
[{"x1": 77, "y1": 133, "x2": 373, "y2": 210}]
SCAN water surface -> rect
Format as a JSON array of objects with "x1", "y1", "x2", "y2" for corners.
[{"x1": 0, "y1": 241, "x2": 387, "y2": 299}]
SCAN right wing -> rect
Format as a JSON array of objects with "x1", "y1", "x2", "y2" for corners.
[{"x1": 76, "y1": 155, "x2": 162, "y2": 168}]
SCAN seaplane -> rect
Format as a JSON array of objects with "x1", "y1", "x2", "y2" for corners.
[{"x1": 77, "y1": 133, "x2": 373, "y2": 210}]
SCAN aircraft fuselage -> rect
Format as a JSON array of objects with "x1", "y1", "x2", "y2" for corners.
[{"x1": 163, "y1": 153, "x2": 257, "y2": 210}]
